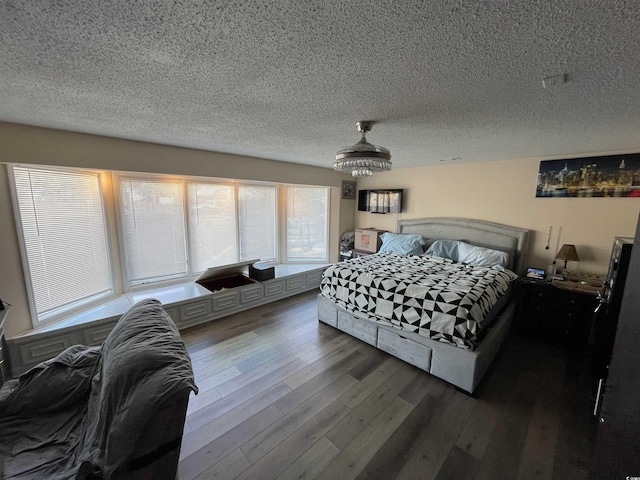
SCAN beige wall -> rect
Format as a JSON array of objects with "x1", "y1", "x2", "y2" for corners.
[
  {"x1": 0, "y1": 122, "x2": 355, "y2": 336},
  {"x1": 356, "y1": 159, "x2": 640, "y2": 274}
]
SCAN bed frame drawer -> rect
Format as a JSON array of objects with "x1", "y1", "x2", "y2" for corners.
[
  {"x1": 377, "y1": 327, "x2": 432, "y2": 371},
  {"x1": 337, "y1": 312, "x2": 377, "y2": 346}
]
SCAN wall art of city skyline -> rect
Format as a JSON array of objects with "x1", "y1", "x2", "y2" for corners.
[{"x1": 536, "y1": 153, "x2": 640, "y2": 198}]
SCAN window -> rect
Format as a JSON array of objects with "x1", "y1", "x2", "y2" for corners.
[
  {"x1": 286, "y1": 186, "x2": 329, "y2": 261},
  {"x1": 119, "y1": 178, "x2": 188, "y2": 285},
  {"x1": 118, "y1": 177, "x2": 278, "y2": 285},
  {"x1": 238, "y1": 185, "x2": 277, "y2": 262},
  {"x1": 11, "y1": 166, "x2": 113, "y2": 324},
  {"x1": 11, "y1": 165, "x2": 326, "y2": 327},
  {"x1": 188, "y1": 183, "x2": 237, "y2": 272}
]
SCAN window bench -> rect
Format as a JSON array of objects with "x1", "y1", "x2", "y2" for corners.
[{"x1": 4, "y1": 264, "x2": 327, "y2": 377}]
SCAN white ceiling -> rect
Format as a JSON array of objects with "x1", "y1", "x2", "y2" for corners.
[{"x1": 1, "y1": 1, "x2": 640, "y2": 170}]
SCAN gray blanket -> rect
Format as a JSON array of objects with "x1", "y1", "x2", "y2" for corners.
[{"x1": 0, "y1": 299, "x2": 198, "y2": 479}]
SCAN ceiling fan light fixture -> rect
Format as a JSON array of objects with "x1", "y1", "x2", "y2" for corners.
[{"x1": 334, "y1": 121, "x2": 392, "y2": 177}]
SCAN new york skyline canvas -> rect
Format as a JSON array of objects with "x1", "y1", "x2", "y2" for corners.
[{"x1": 536, "y1": 153, "x2": 640, "y2": 198}]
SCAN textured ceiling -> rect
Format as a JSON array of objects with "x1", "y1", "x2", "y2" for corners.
[{"x1": 1, "y1": 1, "x2": 640, "y2": 170}]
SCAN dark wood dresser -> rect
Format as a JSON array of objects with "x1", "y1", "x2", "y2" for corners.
[{"x1": 515, "y1": 280, "x2": 599, "y2": 346}]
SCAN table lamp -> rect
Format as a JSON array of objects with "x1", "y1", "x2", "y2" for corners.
[{"x1": 556, "y1": 244, "x2": 579, "y2": 270}]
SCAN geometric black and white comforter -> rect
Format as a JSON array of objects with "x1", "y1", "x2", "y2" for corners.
[{"x1": 320, "y1": 252, "x2": 518, "y2": 350}]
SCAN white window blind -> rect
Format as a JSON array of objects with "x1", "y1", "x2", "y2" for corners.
[
  {"x1": 12, "y1": 167, "x2": 112, "y2": 321},
  {"x1": 286, "y1": 186, "x2": 328, "y2": 261},
  {"x1": 188, "y1": 183, "x2": 237, "y2": 272},
  {"x1": 120, "y1": 178, "x2": 188, "y2": 285},
  {"x1": 238, "y1": 185, "x2": 277, "y2": 262}
]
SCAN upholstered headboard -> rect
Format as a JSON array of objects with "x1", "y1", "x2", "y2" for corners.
[{"x1": 396, "y1": 217, "x2": 531, "y2": 276}]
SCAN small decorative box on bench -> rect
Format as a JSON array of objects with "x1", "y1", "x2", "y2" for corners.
[
  {"x1": 249, "y1": 263, "x2": 275, "y2": 281},
  {"x1": 196, "y1": 259, "x2": 260, "y2": 292}
]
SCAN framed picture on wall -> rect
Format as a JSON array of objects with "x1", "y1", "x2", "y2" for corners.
[
  {"x1": 341, "y1": 180, "x2": 356, "y2": 199},
  {"x1": 536, "y1": 153, "x2": 640, "y2": 197}
]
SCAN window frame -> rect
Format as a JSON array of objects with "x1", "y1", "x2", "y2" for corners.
[
  {"x1": 237, "y1": 183, "x2": 279, "y2": 265},
  {"x1": 9, "y1": 164, "x2": 118, "y2": 328},
  {"x1": 115, "y1": 172, "x2": 281, "y2": 290},
  {"x1": 187, "y1": 180, "x2": 241, "y2": 274},
  {"x1": 9, "y1": 165, "x2": 325, "y2": 329},
  {"x1": 284, "y1": 185, "x2": 330, "y2": 263},
  {"x1": 115, "y1": 173, "x2": 191, "y2": 288}
]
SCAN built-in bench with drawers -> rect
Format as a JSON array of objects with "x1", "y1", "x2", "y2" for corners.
[{"x1": 4, "y1": 263, "x2": 326, "y2": 377}]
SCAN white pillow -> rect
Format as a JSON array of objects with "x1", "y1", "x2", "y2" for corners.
[{"x1": 457, "y1": 242, "x2": 510, "y2": 269}]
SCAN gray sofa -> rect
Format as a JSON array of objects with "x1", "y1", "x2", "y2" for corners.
[{"x1": 0, "y1": 299, "x2": 198, "y2": 480}]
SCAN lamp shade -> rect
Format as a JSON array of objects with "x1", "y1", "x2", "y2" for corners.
[{"x1": 556, "y1": 244, "x2": 579, "y2": 268}]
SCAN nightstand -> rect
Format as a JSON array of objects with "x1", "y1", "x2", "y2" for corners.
[{"x1": 515, "y1": 280, "x2": 599, "y2": 346}]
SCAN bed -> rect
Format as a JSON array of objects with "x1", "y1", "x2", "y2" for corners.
[{"x1": 318, "y1": 217, "x2": 530, "y2": 393}]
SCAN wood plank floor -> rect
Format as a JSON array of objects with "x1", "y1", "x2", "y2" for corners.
[{"x1": 178, "y1": 290, "x2": 596, "y2": 480}]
